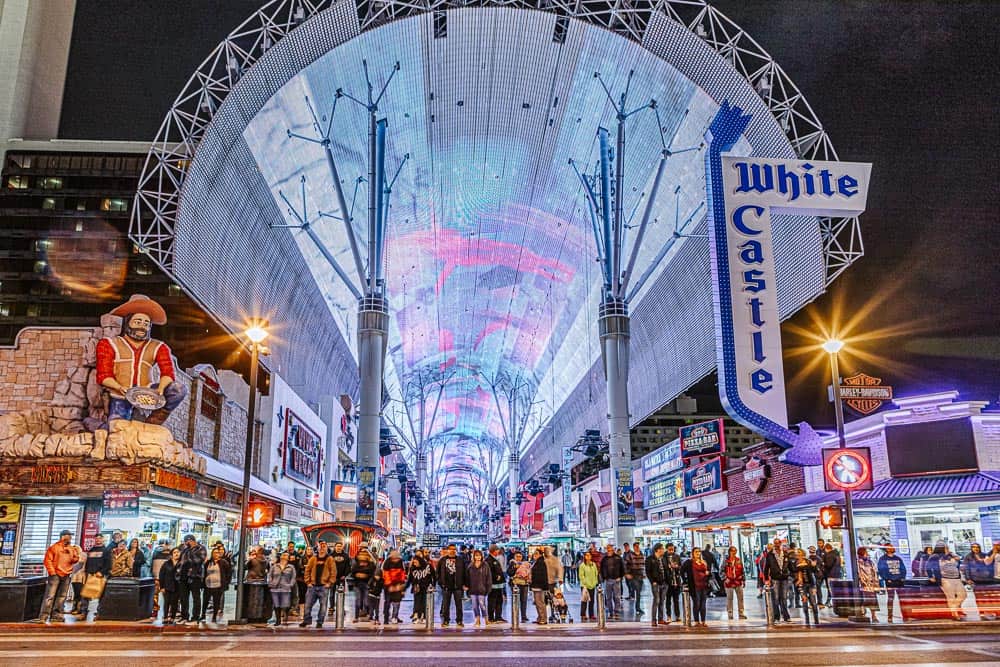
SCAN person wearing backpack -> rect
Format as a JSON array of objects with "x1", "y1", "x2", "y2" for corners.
[{"x1": 508, "y1": 551, "x2": 532, "y2": 623}]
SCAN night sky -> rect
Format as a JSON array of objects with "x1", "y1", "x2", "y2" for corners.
[{"x1": 59, "y1": 1, "x2": 1000, "y2": 428}]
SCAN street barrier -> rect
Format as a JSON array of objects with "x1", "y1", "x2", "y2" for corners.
[
  {"x1": 335, "y1": 582, "x2": 346, "y2": 630},
  {"x1": 596, "y1": 585, "x2": 606, "y2": 630},
  {"x1": 682, "y1": 586, "x2": 692, "y2": 627},
  {"x1": 763, "y1": 584, "x2": 774, "y2": 626},
  {"x1": 425, "y1": 585, "x2": 435, "y2": 630},
  {"x1": 511, "y1": 585, "x2": 520, "y2": 631}
]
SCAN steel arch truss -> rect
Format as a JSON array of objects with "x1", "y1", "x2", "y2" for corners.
[{"x1": 131, "y1": 0, "x2": 861, "y2": 295}]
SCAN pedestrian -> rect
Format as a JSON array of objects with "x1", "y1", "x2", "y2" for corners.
[
  {"x1": 664, "y1": 543, "x2": 683, "y2": 621},
  {"x1": 911, "y1": 546, "x2": 933, "y2": 578},
  {"x1": 69, "y1": 541, "x2": 87, "y2": 615},
  {"x1": 723, "y1": 545, "x2": 747, "y2": 620},
  {"x1": 178, "y1": 534, "x2": 207, "y2": 624},
  {"x1": 578, "y1": 550, "x2": 599, "y2": 621},
  {"x1": 436, "y1": 544, "x2": 467, "y2": 627},
  {"x1": 855, "y1": 547, "x2": 881, "y2": 623},
  {"x1": 328, "y1": 541, "x2": 351, "y2": 616},
  {"x1": 300, "y1": 541, "x2": 333, "y2": 628},
  {"x1": 599, "y1": 543, "x2": 625, "y2": 619},
  {"x1": 110, "y1": 540, "x2": 133, "y2": 577},
  {"x1": 282, "y1": 541, "x2": 302, "y2": 617},
  {"x1": 926, "y1": 541, "x2": 966, "y2": 621},
  {"x1": 508, "y1": 551, "x2": 531, "y2": 623},
  {"x1": 644, "y1": 543, "x2": 670, "y2": 628},
  {"x1": 244, "y1": 546, "x2": 269, "y2": 581},
  {"x1": 682, "y1": 547, "x2": 711, "y2": 626},
  {"x1": 126, "y1": 538, "x2": 146, "y2": 578},
  {"x1": 877, "y1": 544, "x2": 906, "y2": 622},
  {"x1": 78, "y1": 533, "x2": 112, "y2": 619},
  {"x1": 543, "y1": 546, "x2": 564, "y2": 620},
  {"x1": 382, "y1": 549, "x2": 407, "y2": 624},
  {"x1": 37, "y1": 530, "x2": 79, "y2": 623},
  {"x1": 702, "y1": 544, "x2": 722, "y2": 597},
  {"x1": 486, "y1": 544, "x2": 507, "y2": 624},
  {"x1": 407, "y1": 552, "x2": 436, "y2": 624},
  {"x1": 467, "y1": 549, "x2": 491, "y2": 626},
  {"x1": 351, "y1": 543, "x2": 377, "y2": 621},
  {"x1": 763, "y1": 538, "x2": 792, "y2": 623},
  {"x1": 622, "y1": 543, "x2": 635, "y2": 601},
  {"x1": 627, "y1": 541, "x2": 646, "y2": 616},
  {"x1": 561, "y1": 548, "x2": 576, "y2": 585},
  {"x1": 367, "y1": 567, "x2": 384, "y2": 624},
  {"x1": 203, "y1": 545, "x2": 232, "y2": 623},
  {"x1": 268, "y1": 552, "x2": 296, "y2": 626},
  {"x1": 529, "y1": 548, "x2": 549, "y2": 625},
  {"x1": 821, "y1": 542, "x2": 842, "y2": 605},
  {"x1": 159, "y1": 547, "x2": 182, "y2": 625},
  {"x1": 792, "y1": 548, "x2": 820, "y2": 626}
]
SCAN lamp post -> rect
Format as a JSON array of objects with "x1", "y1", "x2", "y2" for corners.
[
  {"x1": 232, "y1": 320, "x2": 267, "y2": 624},
  {"x1": 823, "y1": 338, "x2": 863, "y2": 617}
]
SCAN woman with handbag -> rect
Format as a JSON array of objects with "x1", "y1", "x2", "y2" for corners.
[
  {"x1": 268, "y1": 552, "x2": 297, "y2": 626},
  {"x1": 508, "y1": 552, "x2": 531, "y2": 623},
  {"x1": 578, "y1": 551, "x2": 599, "y2": 621},
  {"x1": 158, "y1": 548, "x2": 182, "y2": 624}
]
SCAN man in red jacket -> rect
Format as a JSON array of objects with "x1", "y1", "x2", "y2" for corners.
[{"x1": 37, "y1": 530, "x2": 79, "y2": 623}]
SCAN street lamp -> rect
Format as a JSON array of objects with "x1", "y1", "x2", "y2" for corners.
[
  {"x1": 232, "y1": 319, "x2": 268, "y2": 625},
  {"x1": 823, "y1": 337, "x2": 863, "y2": 619}
]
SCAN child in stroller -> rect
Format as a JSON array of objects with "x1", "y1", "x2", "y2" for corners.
[{"x1": 548, "y1": 586, "x2": 571, "y2": 623}]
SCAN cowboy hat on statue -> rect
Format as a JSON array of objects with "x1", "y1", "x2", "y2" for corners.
[{"x1": 95, "y1": 294, "x2": 187, "y2": 425}]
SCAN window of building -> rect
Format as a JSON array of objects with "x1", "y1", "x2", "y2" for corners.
[
  {"x1": 167, "y1": 284, "x2": 182, "y2": 297},
  {"x1": 135, "y1": 263, "x2": 153, "y2": 276},
  {"x1": 6, "y1": 175, "x2": 30, "y2": 189},
  {"x1": 76, "y1": 200, "x2": 87, "y2": 211},
  {"x1": 0, "y1": 304, "x2": 9, "y2": 317},
  {"x1": 41, "y1": 198, "x2": 57, "y2": 210},
  {"x1": 26, "y1": 304, "x2": 41, "y2": 317},
  {"x1": 9, "y1": 154, "x2": 32, "y2": 169},
  {"x1": 75, "y1": 221, "x2": 84, "y2": 232},
  {"x1": 100, "y1": 198, "x2": 127, "y2": 212},
  {"x1": 33, "y1": 260, "x2": 47, "y2": 274},
  {"x1": 34, "y1": 239, "x2": 52, "y2": 252},
  {"x1": 39, "y1": 177, "x2": 63, "y2": 190}
]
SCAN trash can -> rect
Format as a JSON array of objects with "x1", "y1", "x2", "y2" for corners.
[
  {"x1": 98, "y1": 577, "x2": 155, "y2": 620},
  {"x1": 829, "y1": 579, "x2": 865, "y2": 618},
  {"x1": 0, "y1": 576, "x2": 47, "y2": 622},
  {"x1": 242, "y1": 580, "x2": 273, "y2": 623}
]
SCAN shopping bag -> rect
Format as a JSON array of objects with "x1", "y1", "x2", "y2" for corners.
[
  {"x1": 580, "y1": 587, "x2": 590, "y2": 603},
  {"x1": 81, "y1": 574, "x2": 106, "y2": 599}
]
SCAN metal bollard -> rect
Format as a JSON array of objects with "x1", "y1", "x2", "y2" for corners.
[
  {"x1": 511, "y1": 585, "x2": 520, "y2": 631},
  {"x1": 596, "y1": 585, "x2": 606, "y2": 630},
  {"x1": 425, "y1": 586, "x2": 435, "y2": 630},
  {"x1": 682, "y1": 586, "x2": 692, "y2": 627},
  {"x1": 335, "y1": 582, "x2": 346, "y2": 630},
  {"x1": 763, "y1": 584, "x2": 774, "y2": 626}
]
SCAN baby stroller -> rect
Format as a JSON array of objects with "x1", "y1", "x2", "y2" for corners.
[{"x1": 546, "y1": 587, "x2": 573, "y2": 624}]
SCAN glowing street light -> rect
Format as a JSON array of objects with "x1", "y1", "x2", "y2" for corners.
[
  {"x1": 244, "y1": 323, "x2": 268, "y2": 344},
  {"x1": 821, "y1": 338, "x2": 844, "y2": 354}
]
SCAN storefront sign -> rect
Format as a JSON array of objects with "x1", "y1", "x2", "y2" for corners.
[
  {"x1": 743, "y1": 456, "x2": 771, "y2": 493},
  {"x1": 153, "y1": 469, "x2": 198, "y2": 494},
  {"x1": 153, "y1": 468, "x2": 242, "y2": 509},
  {"x1": 704, "y1": 103, "x2": 871, "y2": 452},
  {"x1": 82, "y1": 507, "x2": 101, "y2": 551},
  {"x1": 680, "y1": 419, "x2": 725, "y2": 459},
  {"x1": 283, "y1": 409, "x2": 323, "y2": 489},
  {"x1": 683, "y1": 457, "x2": 725, "y2": 499},
  {"x1": 562, "y1": 446, "x2": 576, "y2": 526},
  {"x1": 331, "y1": 481, "x2": 357, "y2": 502},
  {"x1": 102, "y1": 490, "x2": 140, "y2": 518},
  {"x1": 616, "y1": 468, "x2": 635, "y2": 527},
  {"x1": 823, "y1": 447, "x2": 874, "y2": 492},
  {"x1": 642, "y1": 440, "x2": 683, "y2": 481},
  {"x1": 355, "y1": 466, "x2": 377, "y2": 524},
  {"x1": 839, "y1": 373, "x2": 893, "y2": 415},
  {"x1": 280, "y1": 503, "x2": 303, "y2": 523},
  {"x1": 0, "y1": 501, "x2": 20, "y2": 523},
  {"x1": 645, "y1": 474, "x2": 684, "y2": 508},
  {"x1": 422, "y1": 533, "x2": 441, "y2": 548},
  {"x1": 0, "y1": 463, "x2": 148, "y2": 496}
]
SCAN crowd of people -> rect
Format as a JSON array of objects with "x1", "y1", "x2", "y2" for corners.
[{"x1": 34, "y1": 529, "x2": 1000, "y2": 627}]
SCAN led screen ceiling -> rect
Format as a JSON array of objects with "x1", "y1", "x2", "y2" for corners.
[
  {"x1": 244, "y1": 11, "x2": 745, "y2": 500},
  {"x1": 150, "y1": 4, "x2": 835, "y2": 506}
]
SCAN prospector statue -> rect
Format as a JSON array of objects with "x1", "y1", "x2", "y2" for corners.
[{"x1": 95, "y1": 294, "x2": 187, "y2": 425}]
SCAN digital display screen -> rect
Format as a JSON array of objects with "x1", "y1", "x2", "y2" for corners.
[{"x1": 885, "y1": 417, "x2": 977, "y2": 477}]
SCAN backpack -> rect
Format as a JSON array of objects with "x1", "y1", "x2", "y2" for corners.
[{"x1": 513, "y1": 561, "x2": 532, "y2": 585}]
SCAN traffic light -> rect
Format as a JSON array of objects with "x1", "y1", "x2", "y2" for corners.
[
  {"x1": 246, "y1": 501, "x2": 274, "y2": 528},
  {"x1": 819, "y1": 505, "x2": 843, "y2": 528}
]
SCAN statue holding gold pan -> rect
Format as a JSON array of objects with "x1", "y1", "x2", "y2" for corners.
[{"x1": 95, "y1": 294, "x2": 187, "y2": 425}]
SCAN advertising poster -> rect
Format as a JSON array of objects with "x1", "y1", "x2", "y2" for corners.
[
  {"x1": 616, "y1": 468, "x2": 635, "y2": 526},
  {"x1": 641, "y1": 440, "x2": 683, "y2": 481},
  {"x1": 683, "y1": 457, "x2": 725, "y2": 499},
  {"x1": 102, "y1": 490, "x2": 140, "y2": 518},
  {"x1": 284, "y1": 409, "x2": 323, "y2": 489},
  {"x1": 679, "y1": 419, "x2": 725, "y2": 459},
  {"x1": 355, "y1": 466, "x2": 377, "y2": 524},
  {"x1": 562, "y1": 446, "x2": 576, "y2": 527}
]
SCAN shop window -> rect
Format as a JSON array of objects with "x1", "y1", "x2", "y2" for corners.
[
  {"x1": 6, "y1": 175, "x2": 30, "y2": 189},
  {"x1": 17, "y1": 504, "x2": 83, "y2": 576},
  {"x1": 100, "y1": 197, "x2": 127, "y2": 212},
  {"x1": 9, "y1": 154, "x2": 32, "y2": 169},
  {"x1": 200, "y1": 385, "x2": 222, "y2": 420},
  {"x1": 39, "y1": 177, "x2": 63, "y2": 190}
]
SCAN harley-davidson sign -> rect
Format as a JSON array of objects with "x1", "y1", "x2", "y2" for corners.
[
  {"x1": 839, "y1": 373, "x2": 893, "y2": 415},
  {"x1": 743, "y1": 456, "x2": 771, "y2": 493}
]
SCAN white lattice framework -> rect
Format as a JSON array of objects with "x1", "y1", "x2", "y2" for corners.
[{"x1": 130, "y1": 0, "x2": 861, "y2": 284}]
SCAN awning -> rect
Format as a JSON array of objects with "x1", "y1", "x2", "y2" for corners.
[
  {"x1": 597, "y1": 491, "x2": 612, "y2": 511},
  {"x1": 683, "y1": 498, "x2": 787, "y2": 530},
  {"x1": 202, "y1": 456, "x2": 299, "y2": 506}
]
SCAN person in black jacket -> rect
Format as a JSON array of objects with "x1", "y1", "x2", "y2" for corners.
[
  {"x1": 77, "y1": 534, "x2": 112, "y2": 618},
  {"x1": 599, "y1": 544, "x2": 625, "y2": 619},
  {"x1": 645, "y1": 543, "x2": 670, "y2": 628},
  {"x1": 763, "y1": 540, "x2": 792, "y2": 623},
  {"x1": 158, "y1": 548, "x2": 182, "y2": 624},
  {"x1": 178, "y1": 534, "x2": 207, "y2": 624},
  {"x1": 436, "y1": 544, "x2": 468, "y2": 627},
  {"x1": 820, "y1": 543, "x2": 842, "y2": 605},
  {"x1": 529, "y1": 548, "x2": 549, "y2": 624},
  {"x1": 202, "y1": 546, "x2": 233, "y2": 623},
  {"x1": 664, "y1": 544, "x2": 683, "y2": 621},
  {"x1": 486, "y1": 545, "x2": 507, "y2": 623},
  {"x1": 327, "y1": 541, "x2": 351, "y2": 616}
]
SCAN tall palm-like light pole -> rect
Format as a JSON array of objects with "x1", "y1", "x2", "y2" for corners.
[
  {"x1": 233, "y1": 320, "x2": 268, "y2": 624},
  {"x1": 822, "y1": 338, "x2": 862, "y2": 604}
]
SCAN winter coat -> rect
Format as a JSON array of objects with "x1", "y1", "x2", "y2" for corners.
[
  {"x1": 268, "y1": 563, "x2": 296, "y2": 593},
  {"x1": 579, "y1": 561, "x2": 599, "y2": 589},
  {"x1": 486, "y1": 554, "x2": 506, "y2": 589},
  {"x1": 599, "y1": 553, "x2": 625, "y2": 580},
  {"x1": 84, "y1": 544, "x2": 112, "y2": 577},
  {"x1": 436, "y1": 555, "x2": 467, "y2": 591},
  {"x1": 543, "y1": 548, "x2": 564, "y2": 585},
  {"x1": 110, "y1": 548, "x2": 133, "y2": 577},
  {"x1": 467, "y1": 561, "x2": 492, "y2": 595},
  {"x1": 130, "y1": 549, "x2": 146, "y2": 578},
  {"x1": 791, "y1": 558, "x2": 817, "y2": 588},
  {"x1": 158, "y1": 559, "x2": 181, "y2": 593},
  {"x1": 351, "y1": 551, "x2": 377, "y2": 581},
  {"x1": 529, "y1": 557, "x2": 549, "y2": 591},
  {"x1": 179, "y1": 542, "x2": 208, "y2": 581},
  {"x1": 664, "y1": 553, "x2": 683, "y2": 588},
  {"x1": 645, "y1": 554, "x2": 667, "y2": 586},
  {"x1": 245, "y1": 555, "x2": 269, "y2": 581},
  {"x1": 407, "y1": 557, "x2": 436, "y2": 593},
  {"x1": 763, "y1": 551, "x2": 790, "y2": 581},
  {"x1": 304, "y1": 554, "x2": 334, "y2": 586},
  {"x1": 821, "y1": 548, "x2": 842, "y2": 578},
  {"x1": 877, "y1": 554, "x2": 906, "y2": 587},
  {"x1": 723, "y1": 556, "x2": 745, "y2": 588},
  {"x1": 625, "y1": 550, "x2": 646, "y2": 579},
  {"x1": 682, "y1": 558, "x2": 711, "y2": 591}
]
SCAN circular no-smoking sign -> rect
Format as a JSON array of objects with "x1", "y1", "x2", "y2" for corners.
[{"x1": 822, "y1": 447, "x2": 873, "y2": 492}]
